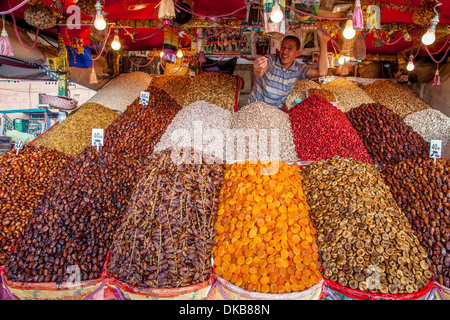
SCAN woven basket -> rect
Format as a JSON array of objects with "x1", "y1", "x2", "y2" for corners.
[
  {"x1": 40, "y1": 94, "x2": 78, "y2": 111},
  {"x1": 23, "y1": 5, "x2": 57, "y2": 30},
  {"x1": 75, "y1": 0, "x2": 97, "y2": 16}
]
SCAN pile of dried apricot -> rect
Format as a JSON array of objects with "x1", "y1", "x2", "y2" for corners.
[{"x1": 213, "y1": 161, "x2": 322, "y2": 294}]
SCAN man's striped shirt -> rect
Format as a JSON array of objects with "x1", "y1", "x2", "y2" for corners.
[{"x1": 247, "y1": 55, "x2": 311, "y2": 109}]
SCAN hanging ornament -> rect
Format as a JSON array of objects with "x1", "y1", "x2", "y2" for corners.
[
  {"x1": 413, "y1": 0, "x2": 440, "y2": 26},
  {"x1": 0, "y1": 15, "x2": 14, "y2": 57},
  {"x1": 353, "y1": 0, "x2": 364, "y2": 31},
  {"x1": 353, "y1": 31, "x2": 366, "y2": 60},
  {"x1": 432, "y1": 66, "x2": 441, "y2": 86},
  {"x1": 89, "y1": 65, "x2": 98, "y2": 84},
  {"x1": 198, "y1": 50, "x2": 206, "y2": 64},
  {"x1": 403, "y1": 32, "x2": 412, "y2": 42},
  {"x1": 157, "y1": 0, "x2": 176, "y2": 26},
  {"x1": 372, "y1": 30, "x2": 384, "y2": 48}
]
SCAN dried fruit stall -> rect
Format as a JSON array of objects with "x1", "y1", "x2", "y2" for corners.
[{"x1": 1, "y1": 0, "x2": 449, "y2": 303}]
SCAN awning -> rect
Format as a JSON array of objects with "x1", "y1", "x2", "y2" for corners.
[{"x1": 0, "y1": 109, "x2": 58, "y2": 115}]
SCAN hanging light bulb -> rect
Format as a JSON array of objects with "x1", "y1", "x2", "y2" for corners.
[
  {"x1": 406, "y1": 54, "x2": 415, "y2": 71},
  {"x1": 176, "y1": 48, "x2": 183, "y2": 58},
  {"x1": 160, "y1": 50, "x2": 164, "y2": 58},
  {"x1": 111, "y1": 29, "x2": 121, "y2": 50},
  {"x1": 422, "y1": 1, "x2": 441, "y2": 46},
  {"x1": 344, "y1": 56, "x2": 351, "y2": 62},
  {"x1": 338, "y1": 56, "x2": 345, "y2": 65},
  {"x1": 343, "y1": 17, "x2": 356, "y2": 40},
  {"x1": 422, "y1": 15, "x2": 438, "y2": 45},
  {"x1": 270, "y1": 0, "x2": 284, "y2": 23},
  {"x1": 93, "y1": 0, "x2": 107, "y2": 31}
]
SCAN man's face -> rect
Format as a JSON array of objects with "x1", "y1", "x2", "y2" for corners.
[{"x1": 279, "y1": 39, "x2": 300, "y2": 68}]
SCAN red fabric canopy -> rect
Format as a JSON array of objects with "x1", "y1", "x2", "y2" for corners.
[{"x1": 0, "y1": 0, "x2": 448, "y2": 56}]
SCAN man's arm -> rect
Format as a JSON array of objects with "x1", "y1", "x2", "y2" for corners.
[
  {"x1": 254, "y1": 56, "x2": 269, "y2": 78},
  {"x1": 306, "y1": 29, "x2": 330, "y2": 79}
]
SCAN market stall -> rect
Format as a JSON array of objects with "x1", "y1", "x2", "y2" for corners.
[{"x1": 0, "y1": 0, "x2": 449, "y2": 301}]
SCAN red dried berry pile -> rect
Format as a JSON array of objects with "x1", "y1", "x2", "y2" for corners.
[{"x1": 287, "y1": 94, "x2": 372, "y2": 163}]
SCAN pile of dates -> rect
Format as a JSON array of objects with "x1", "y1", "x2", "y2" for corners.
[
  {"x1": 0, "y1": 145, "x2": 72, "y2": 265},
  {"x1": 346, "y1": 103, "x2": 429, "y2": 168},
  {"x1": 108, "y1": 148, "x2": 224, "y2": 288},
  {"x1": 382, "y1": 157, "x2": 450, "y2": 287},
  {"x1": 5, "y1": 146, "x2": 143, "y2": 283},
  {"x1": 5, "y1": 88, "x2": 182, "y2": 283}
]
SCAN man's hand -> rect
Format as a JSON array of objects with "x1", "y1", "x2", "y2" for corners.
[
  {"x1": 254, "y1": 56, "x2": 268, "y2": 78},
  {"x1": 316, "y1": 29, "x2": 330, "y2": 44}
]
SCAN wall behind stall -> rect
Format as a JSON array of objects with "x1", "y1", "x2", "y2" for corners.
[
  {"x1": 407, "y1": 59, "x2": 450, "y2": 117},
  {"x1": 0, "y1": 79, "x2": 97, "y2": 119}
]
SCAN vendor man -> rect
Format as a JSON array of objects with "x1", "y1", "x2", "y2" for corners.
[{"x1": 247, "y1": 29, "x2": 330, "y2": 109}]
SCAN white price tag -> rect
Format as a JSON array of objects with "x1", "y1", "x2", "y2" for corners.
[
  {"x1": 139, "y1": 91, "x2": 150, "y2": 106},
  {"x1": 14, "y1": 140, "x2": 24, "y2": 155},
  {"x1": 430, "y1": 139, "x2": 442, "y2": 161},
  {"x1": 92, "y1": 129, "x2": 104, "y2": 150}
]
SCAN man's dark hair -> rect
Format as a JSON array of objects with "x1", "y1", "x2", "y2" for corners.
[{"x1": 282, "y1": 35, "x2": 300, "y2": 50}]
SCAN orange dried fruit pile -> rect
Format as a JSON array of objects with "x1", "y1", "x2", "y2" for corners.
[{"x1": 213, "y1": 161, "x2": 322, "y2": 294}]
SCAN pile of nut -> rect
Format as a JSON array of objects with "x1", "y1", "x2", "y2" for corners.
[
  {"x1": 0, "y1": 145, "x2": 72, "y2": 266},
  {"x1": 346, "y1": 103, "x2": 430, "y2": 168},
  {"x1": 213, "y1": 161, "x2": 323, "y2": 293},
  {"x1": 382, "y1": 157, "x2": 450, "y2": 288},
  {"x1": 302, "y1": 157, "x2": 433, "y2": 294},
  {"x1": 32, "y1": 102, "x2": 119, "y2": 157},
  {"x1": 403, "y1": 109, "x2": 450, "y2": 150},
  {"x1": 150, "y1": 75, "x2": 193, "y2": 106},
  {"x1": 183, "y1": 71, "x2": 237, "y2": 111},
  {"x1": 86, "y1": 71, "x2": 154, "y2": 113},
  {"x1": 228, "y1": 101, "x2": 298, "y2": 163},
  {"x1": 288, "y1": 94, "x2": 372, "y2": 164},
  {"x1": 285, "y1": 80, "x2": 321, "y2": 110},
  {"x1": 322, "y1": 79, "x2": 374, "y2": 113},
  {"x1": 108, "y1": 148, "x2": 224, "y2": 288},
  {"x1": 362, "y1": 80, "x2": 431, "y2": 118},
  {"x1": 307, "y1": 88, "x2": 336, "y2": 102},
  {"x1": 4, "y1": 87, "x2": 181, "y2": 283},
  {"x1": 154, "y1": 100, "x2": 232, "y2": 163}
]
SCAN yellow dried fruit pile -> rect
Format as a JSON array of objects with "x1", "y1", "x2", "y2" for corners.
[{"x1": 213, "y1": 161, "x2": 322, "y2": 294}]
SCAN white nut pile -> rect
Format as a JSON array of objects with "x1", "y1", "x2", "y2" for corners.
[
  {"x1": 403, "y1": 109, "x2": 450, "y2": 150},
  {"x1": 362, "y1": 80, "x2": 432, "y2": 118},
  {"x1": 228, "y1": 101, "x2": 299, "y2": 163},
  {"x1": 322, "y1": 79, "x2": 374, "y2": 113},
  {"x1": 285, "y1": 80, "x2": 321, "y2": 110},
  {"x1": 86, "y1": 71, "x2": 154, "y2": 113},
  {"x1": 154, "y1": 101, "x2": 232, "y2": 162}
]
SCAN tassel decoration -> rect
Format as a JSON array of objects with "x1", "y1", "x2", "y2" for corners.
[
  {"x1": 0, "y1": 15, "x2": 14, "y2": 57},
  {"x1": 198, "y1": 50, "x2": 206, "y2": 64},
  {"x1": 89, "y1": 66, "x2": 98, "y2": 84},
  {"x1": 353, "y1": 0, "x2": 364, "y2": 31},
  {"x1": 432, "y1": 66, "x2": 441, "y2": 86}
]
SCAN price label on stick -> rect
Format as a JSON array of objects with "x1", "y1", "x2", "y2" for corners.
[
  {"x1": 430, "y1": 139, "x2": 442, "y2": 162},
  {"x1": 92, "y1": 129, "x2": 104, "y2": 150},
  {"x1": 139, "y1": 91, "x2": 150, "y2": 106},
  {"x1": 14, "y1": 140, "x2": 24, "y2": 155}
]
